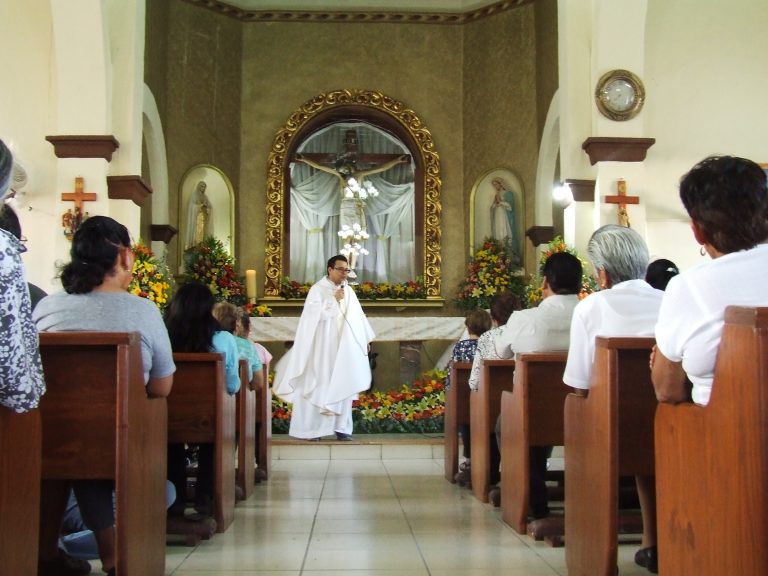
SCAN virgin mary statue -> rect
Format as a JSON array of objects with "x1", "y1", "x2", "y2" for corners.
[{"x1": 185, "y1": 181, "x2": 213, "y2": 249}]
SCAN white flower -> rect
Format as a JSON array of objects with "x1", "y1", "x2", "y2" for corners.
[
  {"x1": 358, "y1": 190, "x2": 368, "y2": 199},
  {"x1": 344, "y1": 188, "x2": 354, "y2": 198},
  {"x1": 352, "y1": 222, "x2": 361, "y2": 231}
]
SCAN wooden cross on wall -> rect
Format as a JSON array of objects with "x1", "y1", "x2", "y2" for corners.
[
  {"x1": 61, "y1": 176, "x2": 97, "y2": 241},
  {"x1": 604, "y1": 178, "x2": 639, "y2": 228}
]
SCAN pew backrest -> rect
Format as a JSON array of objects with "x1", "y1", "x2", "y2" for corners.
[
  {"x1": 564, "y1": 336, "x2": 656, "y2": 576},
  {"x1": 501, "y1": 351, "x2": 568, "y2": 533},
  {"x1": 655, "y1": 306, "x2": 768, "y2": 576},
  {"x1": 169, "y1": 352, "x2": 236, "y2": 532},
  {"x1": 444, "y1": 361, "x2": 472, "y2": 483},
  {"x1": 38, "y1": 331, "x2": 167, "y2": 576}
]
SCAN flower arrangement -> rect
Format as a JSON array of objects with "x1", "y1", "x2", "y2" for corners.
[
  {"x1": 271, "y1": 368, "x2": 447, "y2": 434},
  {"x1": 184, "y1": 236, "x2": 247, "y2": 305},
  {"x1": 243, "y1": 303, "x2": 272, "y2": 317},
  {"x1": 352, "y1": 278, "x2": 426, "y2": 300},
  {"x1": 279, "y1": 276, "x2": 427, "y2": 300},
  {"x1": 279, "y1": 277, "x2": 312, "y2": 299},
  {"x1": 524, "y1": 236, "x2": 598, "y2": 308},
  {"x1": 128, "y1": 241, "x2": 172, "y2": 310},
  {"x1": 455, "y1": 238, "x2": 527, "y2": 310}
]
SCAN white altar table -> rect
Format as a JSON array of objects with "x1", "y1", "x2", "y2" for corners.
[{"x1": 250, "y1": 316, "x2": 465, "y2": 343}]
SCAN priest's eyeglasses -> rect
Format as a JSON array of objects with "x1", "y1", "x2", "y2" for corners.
[{"x1": 334, "y1": 267, "x2": 351, "y2": 273}]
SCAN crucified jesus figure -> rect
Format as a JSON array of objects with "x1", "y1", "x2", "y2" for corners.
[{"x1": 294, "y1": 151, "x2": 409, "y2": 278}]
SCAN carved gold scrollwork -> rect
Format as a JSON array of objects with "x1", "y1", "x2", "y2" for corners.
[{"x1": 264, "y1": 89, "x2": 442, "y2": 300}]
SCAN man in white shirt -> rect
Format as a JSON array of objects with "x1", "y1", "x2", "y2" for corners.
[{"x1": 490, "y1": 252, "x2": 582, "y2": 513}]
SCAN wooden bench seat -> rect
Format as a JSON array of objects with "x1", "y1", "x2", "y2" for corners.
[
  {"x1": 38, "y1": 332, "x2": 167, "y2": 576},
  {"x1": 564, "y1": 336, "x2": 656, "y2": 576},
  {"x1": 168, "y1": 352, "x2": 236, "y2": 533},
  {"x1": 655, "y1": 306, "x2": 768, "y2": 576},
  {"x1": 471, "y1": 359, "x2": 515, "y2": 502},
  {"x1": 236, "y1": 359, "x2": 256, "y2": 500},
  {"x1": 444, "y1": 362, "x2": 472, "y2": 483},
  {"x1": 0, "y1": 407, "x2": 41, "y2": 575},
  {"x1": 500, "y1": 351, "x2": 569, "y2": 533},
  {"x1": 255, "y1": 362, "x2": 271, "y2": 481}
]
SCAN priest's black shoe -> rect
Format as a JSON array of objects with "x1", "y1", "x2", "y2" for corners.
[{"x1": 335, "y1": 432, "x2": 353, "y2": 441}]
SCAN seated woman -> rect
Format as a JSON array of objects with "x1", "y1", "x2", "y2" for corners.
[
  {"x1": 212, "y1": 301, "x2": 264, "y2": 390},
  {"x1": 164, "y1": 282, "x2": 240, "y2": 516},
  {"x1": 33, "y1": 216, "x2": 175, "y2": 576},
  {"x1": 652, "y1": 155, "x2": 768, "y2": 407},
  {"x1": 563, "y1": 224, "x2": 663, "y2": 574}
]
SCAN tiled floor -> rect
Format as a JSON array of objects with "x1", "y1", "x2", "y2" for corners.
[{"x1": 146, "y1": 437, "x2": 651, "y2": 575}]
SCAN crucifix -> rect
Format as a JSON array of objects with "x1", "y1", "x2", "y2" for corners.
[
  {"x1": 61, "y1": 176, "x2": 97, "y2": 241},
  {"x1": 293, "y1": 129, "x2": 411, "y2": 277},
  {"x1": 604, "y1": 178, "x2": 639, "y2": 228}
]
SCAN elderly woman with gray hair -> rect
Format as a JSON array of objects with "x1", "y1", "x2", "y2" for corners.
[{"x1": 563, "y1": 224, "x2": 663, "y2": 573}]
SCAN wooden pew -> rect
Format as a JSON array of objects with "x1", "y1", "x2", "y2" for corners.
[
  {"x1": 168, "y1": 353, "x2": 236, "y2": 533},
  {"x1": 236, "y1": 359, "x2": 256, "y2": 500},
  {"x1": 38, "y1": 332, "x2": 167, "y2": 576},
  {"x1": 564, "y1": 337, "x2": 656, "y2": 576},
  {"x1": 471, "y1": 359, "x2": 515, "y2": 502},
  {"x1": 655, "y1": 306, "x2": 768, "y2": 576},
  {"x1": 444, "y1": 362, "x2": 472, "y2": 483},
  {"x1": 500, "y1": 351, "x2": 569, "y2": 534},
  {"x1": 255, "y1": 361, "x2": 271, "y2": 481},
  {"x1": 0, "y1": 407, "x2": 41, "y2": 575}
]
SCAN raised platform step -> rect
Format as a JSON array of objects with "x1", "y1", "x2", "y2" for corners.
[{"x1": 272, "y1": 433, "x2": 444, "y2": 461}]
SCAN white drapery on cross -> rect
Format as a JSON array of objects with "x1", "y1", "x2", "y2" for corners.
[{"x1": 289, "y1": 122, "x2": 416, "y2": 284}]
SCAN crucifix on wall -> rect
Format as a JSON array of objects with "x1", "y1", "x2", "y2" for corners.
[
  {"x1": 604, "y1": 178, "x2": 639, "y2": 227},
  {"x1": 61, "y1": 176, "x2": 97, "y2": 241},
  {"x1": 293, "y1": 129, "x2": 410, "y2": 277}
]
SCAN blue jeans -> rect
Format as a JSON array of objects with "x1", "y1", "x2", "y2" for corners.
[{"x1": 60, "y1": 481, "x2": 176, "y2": 560}]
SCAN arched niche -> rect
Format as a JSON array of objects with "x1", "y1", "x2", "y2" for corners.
[{"x1": 264, "y1": 89, "x2": 442, "y2": 299}]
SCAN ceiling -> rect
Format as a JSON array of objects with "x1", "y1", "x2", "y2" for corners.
[{"x1": 213, "y1": 1, "x2": 502, "y2": 12}]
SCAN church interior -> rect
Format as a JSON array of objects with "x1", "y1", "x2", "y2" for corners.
[{"x1": 2, "y1": 0, "x2": 767, "y2": 574}]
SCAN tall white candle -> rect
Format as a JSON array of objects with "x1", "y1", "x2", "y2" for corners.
[{"x1": 245, "y1": 269, "x2": 257, "y2": 301}]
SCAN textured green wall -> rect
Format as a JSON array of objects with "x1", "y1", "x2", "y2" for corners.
[
  {"x1": 463, "y1": 5, "x2": 538, "y2": 272},
  {"x1": 146, "y1": 0, "x2": 555, "y2": 309}
]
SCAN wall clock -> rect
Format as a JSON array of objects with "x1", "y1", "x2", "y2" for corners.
[{"x1": 595, "y1": 69, "x2": 645, "y2": 121}]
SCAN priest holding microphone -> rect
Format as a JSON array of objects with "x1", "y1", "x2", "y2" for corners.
[{"x1": 274, "y1": 254, "x2": 375, "y2": 441}]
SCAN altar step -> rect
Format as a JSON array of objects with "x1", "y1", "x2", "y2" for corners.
[{"x1": 272, "y1": 433, "x2": 444, "y2": 461}]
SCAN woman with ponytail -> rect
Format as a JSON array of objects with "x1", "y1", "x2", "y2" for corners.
[{"x1": 33, "y1": 215, "x2": 175, "y2": 576}]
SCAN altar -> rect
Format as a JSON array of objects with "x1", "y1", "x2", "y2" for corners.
[
  {"x1": 249, "y1": 316, "x2": 465, "y2": 343},
  {"x1": 250, "y1": 316, "x2": 466, "y2": 386}
]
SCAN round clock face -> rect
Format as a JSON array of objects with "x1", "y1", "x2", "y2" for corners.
[
  {"x1": 595, "y1": 69, "x2": 645, "y2": 121},
  {"x1": 601, "y1": 79, "x2": 636, "y2": 112}
]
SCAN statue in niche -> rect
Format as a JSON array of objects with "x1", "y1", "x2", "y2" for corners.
[{"x1": 185, "y1": 181, "x2": 213, "y2": 249}]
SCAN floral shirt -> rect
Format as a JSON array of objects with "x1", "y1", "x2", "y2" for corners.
[
  {"x1": 0, "y1": 230, "x2": 45, "y2": 412},
  {"x1": 468, "y1": 326, "x2": 507, "y2": 391},
  {"x1": 445, "y1": 338, "x2": 478, "y2": 390}
]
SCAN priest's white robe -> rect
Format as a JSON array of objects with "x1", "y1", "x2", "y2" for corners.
[{"x1": 274, "y1": 276, "x2": 375, "y2": 439}]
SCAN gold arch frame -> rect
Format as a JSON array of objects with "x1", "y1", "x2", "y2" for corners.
[{"x1": 264, "y1": 89, "x2": 442, "y2": 299}]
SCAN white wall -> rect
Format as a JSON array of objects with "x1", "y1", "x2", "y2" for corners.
[
  {"x1": 0, "y1": 0, "x2": 61, "y2": 293},
  {"x1": 643, "y1": 0, "x2": 768, "y2": 271}
]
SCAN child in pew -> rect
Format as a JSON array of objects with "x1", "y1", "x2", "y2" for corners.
[
  {"x1": 457, "y1": 293, "x2": 520, "y2": 488},
  {"x1": 236, "y1": 308, "x2": 273, "y2": 373},
  {"x1": 164, "y1": 282, "x2": 240, "y2": 517},
  {"x1": 446, "y1": 310, "x2": 491, "y2": 487},
  {"x1": 60, "y1": 482, "x2": 177, "y2": 560},
  {"x1": 33, "y1": 216, "x2": 176, "y2": 576},
  {"x1": 212, "y1": 301, "x2": 264, "y2": 391}
]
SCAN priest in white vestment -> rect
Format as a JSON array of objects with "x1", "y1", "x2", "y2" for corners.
[{"x1": 274, "y1": 255, "x2": 375, "y2": 440}]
